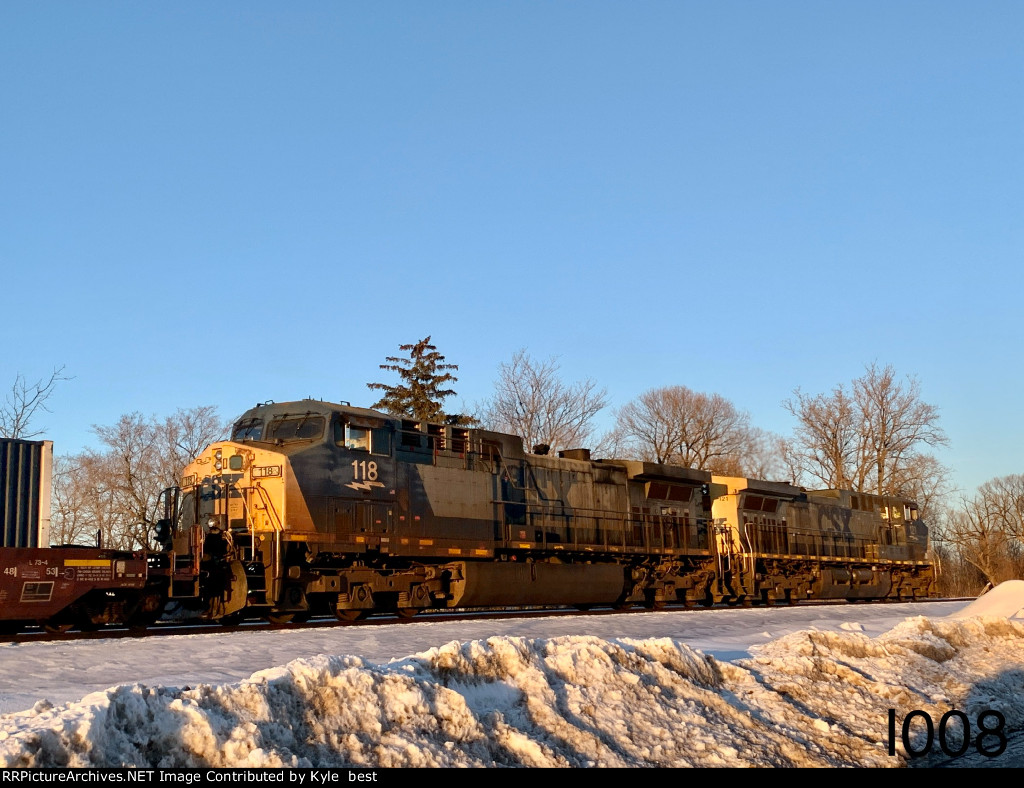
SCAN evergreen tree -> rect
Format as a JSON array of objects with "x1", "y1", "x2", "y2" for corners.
[{"x1": 367, "y1": 337, "x2": 460, "y2": 422}]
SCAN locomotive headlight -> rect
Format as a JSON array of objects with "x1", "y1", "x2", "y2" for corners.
[
  {"x1": 214, "y1": 459, "x2": 223, "y2": 471},
  {"x1": 214, "y1": 449, "x2": 223, "y2": 471},
  {"x1": 207, "y1": 516, "x2": 220, "y2": 530}
]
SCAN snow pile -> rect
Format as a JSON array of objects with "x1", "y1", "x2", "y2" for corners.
[
  {"x1": 948, "y1": 579, "x2": 1024, "y2": 619},
  {"x1": 2, "y1": 616, "x2": 1023, "y2": 768}
]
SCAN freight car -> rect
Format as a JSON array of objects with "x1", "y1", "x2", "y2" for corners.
[
  {"x1": 1, "y1": 437, "x2": 53, "y2": 549},
  {"x1": 152, "y1": 399, "x2": 935, "y2": 623},
  {"x1": 0, "y1": 437, "x2": 164, "y2": 634},
  {"x1": 0, "y1": 545, "x2": 161, "y2": 634}
]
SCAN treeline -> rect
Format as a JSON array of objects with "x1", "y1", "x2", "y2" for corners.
[
  {"x1": 4, "y1": 344, "x2": 1016, "y2": 597},
  {"x1": 49, "y1": 408, "x2": 225, "y2": 549},
  {"x1": 372, "y1": 340, "x2": 951, "y2": 508}
]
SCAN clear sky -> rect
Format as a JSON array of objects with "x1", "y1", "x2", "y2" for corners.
[{"x1": 2, "y1": 2, "x2": 1021, "y2": 496}]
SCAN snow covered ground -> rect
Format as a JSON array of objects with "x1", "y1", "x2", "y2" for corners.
[{"x1": 1, "y1": 589, "x2": 1024, "y2": 768}]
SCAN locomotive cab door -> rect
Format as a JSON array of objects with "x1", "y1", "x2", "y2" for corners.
[{"x1": 334, "y1": 416, "x2": 396, "y2": 539}]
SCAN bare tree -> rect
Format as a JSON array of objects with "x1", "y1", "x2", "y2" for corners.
[
  {"x1": 735, "y1": 426, "x2": 788, "y2": 481},
  {"x1": 886, "y1": 452, "x2": 953, "y2": 524},
  {"x1": 50, "y1": 454, "x2": 96, "y2": 546},
  {"x1": 782, "y1": 384, "x2": 864, "y2": 490},
  {"x1": 0, "y1": 365, "x2": 71, "y2": 439},
  {"x1": 159, "y1": 406, "x2": 227, "y2": 476},
  {"x1": 478, "y1": 350, "x2": 609, "y2": 454},
  {"x1": 48, "y1": 406, "x2": 226, "y2": 550},
  {"x1": 90, "y1": 413, "x2": 164, "y2": 548},
  {"x1": 928, "y1": 536, "x2": 988, "y2": 597},
  {"x1": 935, "y1": 478, "x2": 1024, "y2": 588},
  {"x1": 854, "y1": 363, "x2": 948, "y2": 496},
  {"x1": 973, "y1": 475, "x2": 1024, "y2": 542},
  {"x1": 783, "y1": 364, "x2": 948, "y2": 501},
  {"x1": 613, "y1": 387, "x2": 683, "y2": 464},
  {"x1": 50, "y1": 451, "x2": 123, "y2": 549},
  {"x1": 615, "y1": 385, "x2": 760, "y2": 474}
]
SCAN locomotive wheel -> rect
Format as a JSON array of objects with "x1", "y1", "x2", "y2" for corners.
[
  {"x1": 127, "y1": 610, "x2": 161, "y2": 633},
  {"x1": 127, "y1": 591, "x2": 167, "y2": 632},
  {"x1": 395, "y1": 608, "x2": 419, "y2": 620},
  {"x1": 334, "y1": 609, "x2": 367, "y2": 622},
  {"x1": 268, "y1": 613, "x2": 295, "y2": 625},
  {"x1": 613, "y1": 603, "x2": 634, "y2": 612}
]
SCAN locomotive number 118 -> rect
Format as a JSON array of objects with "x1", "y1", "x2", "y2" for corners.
[{"x1": 352, "y1": 460, "x2": 379, "y2": 482}]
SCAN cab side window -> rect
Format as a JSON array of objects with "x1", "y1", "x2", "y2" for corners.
[
  {"x1": 345, "y1": 425, "x2": 370, "y2": 451},
  {"x1": 334, "y1": 421, "x2": 392, "y2": 456}
]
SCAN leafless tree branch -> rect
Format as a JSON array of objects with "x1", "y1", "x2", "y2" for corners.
[{"x1": 0, "y1": 365, "x2": 72, "y2": 439}]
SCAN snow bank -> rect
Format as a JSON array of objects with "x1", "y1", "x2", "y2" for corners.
[
  {"x1": 2, "y1": 616, "x2": 1023, "y2": 768},
  {"x1": 948, "y1": 579, "x2": 1024, "y2": 619}
]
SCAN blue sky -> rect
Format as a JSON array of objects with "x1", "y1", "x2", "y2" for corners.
[{"x1": 2, "y1": 2, "x2": 1021, "y2": 495}]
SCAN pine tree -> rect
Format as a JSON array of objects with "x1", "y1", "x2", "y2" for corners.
[{"x1": 367, "y1": 337, "x2": 460, "y2": 422}]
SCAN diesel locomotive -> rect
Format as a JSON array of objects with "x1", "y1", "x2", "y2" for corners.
[{"x1": 148, "y1": 399, "x2": 935, "y2": 623}]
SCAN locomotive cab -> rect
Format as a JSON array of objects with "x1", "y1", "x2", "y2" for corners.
[{"x1": 157, "y1": 435, "x2": 301, "y2": 622}]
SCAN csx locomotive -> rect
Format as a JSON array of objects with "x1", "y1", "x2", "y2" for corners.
[{"x1": 149, "y1": 399, "x2": 934, "y2": 623}]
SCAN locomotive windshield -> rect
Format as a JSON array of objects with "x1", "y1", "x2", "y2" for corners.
[
  {"x1": 231, "y1": 418, "x2": 263, "y2": 441},
  {"x1": 266, "y1": 415, "x2": 326, "y2": 442}
]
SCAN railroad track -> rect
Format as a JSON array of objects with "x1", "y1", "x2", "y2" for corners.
[{"x1": 0, "y1": 596, "x2": 970, "y2": 645}]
